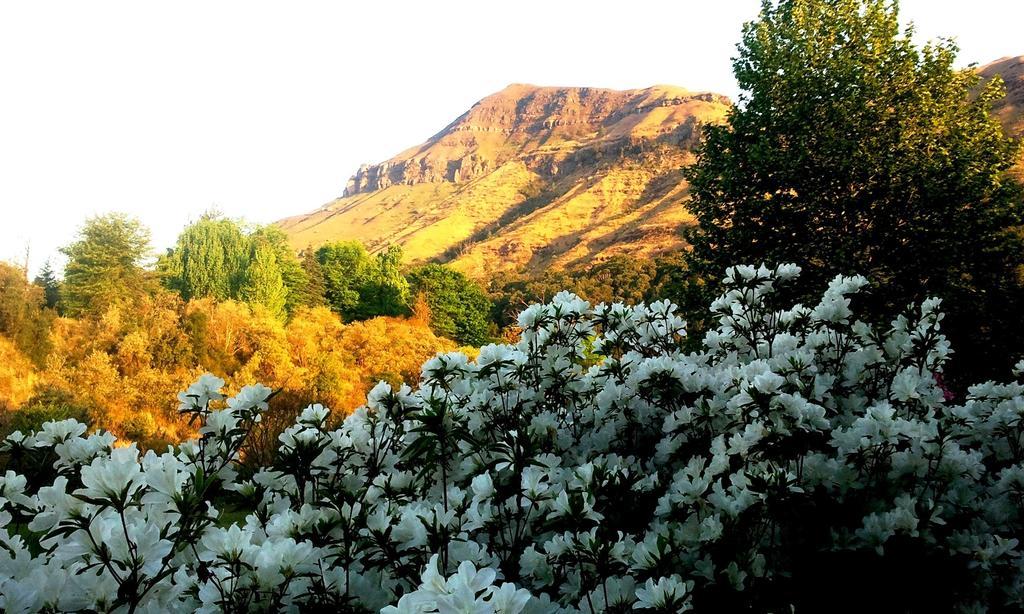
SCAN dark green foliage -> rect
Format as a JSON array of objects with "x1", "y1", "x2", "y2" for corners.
[
  {"x1": 0, "y1": 262, "x2": 53, "y2": 366},
  {"x1": 297, "y1": 248, "x2": 327, "y2": 308},
  {"x1": 316, "y1": 241, "x2": 372, "y2": 317},
  {"x1": 408, "y1": 264, "x2": 492, "y2": 345},
  {"x1": 316, "y1": 242, "x2": 410, "y2": 320},
  {"x1": 489, "y1": 255, "x2": 699, "y2": 330},
  {"x1": 60, "y1": 213, "x2": 154, "y2": 316},
  {"x1": 32, "y1": 261, "x2": 60, "y2": 311},
  {"x1": 0, "y1": 387, "x2": 90, "y2": 439},
  {"x1": 684, "y1": 0, "x2": 1024, "y2": 385},
  {"x1": 355, "y1": 245, "x2": 411, "y2": 320}
]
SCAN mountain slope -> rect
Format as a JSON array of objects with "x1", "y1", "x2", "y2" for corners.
[
  {"x1": 980, "y1": 56, "x2": 1024, "y2": 137},
  {"x1": 979, "y1": 56, "x2": 1024, "y2": 180},
  {"x1": 279, "y1": 84, "x2": 730, "y2": 276}
]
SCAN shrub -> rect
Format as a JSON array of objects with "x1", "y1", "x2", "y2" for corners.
[
  {"x1": 0, "y1": 337, "x2": 36, "y2": 411},
  {"x1": 1, "y1": 264, "x2": 1023, "y2": 611},
  {"x1": 0, "y1": 388, "x2": 89, "y2": 440}
]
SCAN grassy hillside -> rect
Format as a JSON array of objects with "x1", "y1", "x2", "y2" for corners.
[
  {"x1": 979, "y1": 56, "x2": 1024, "y2": 179},
  {"x1": 279, "y1": 84, "x2": 730, "y2": 276}
]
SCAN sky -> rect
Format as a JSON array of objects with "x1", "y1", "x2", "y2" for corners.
[{"x1": 1, "y1": 0, "x2": 1021, "y2": 275}]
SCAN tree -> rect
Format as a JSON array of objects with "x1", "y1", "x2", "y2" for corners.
[
  {"x1": 0, "y1": 261, "x2": 53, "y2": 365},
  {"x1": 249, "y1": 226, "x2": 306, "y2": 314},
  {"x1": 60, "y1": 213, "x2": 153, "y2": 316},
  {"x1": 316, "y1": 241, "x2": 372, "y2": 318},
  {"x1": 239, "y1": 244, "x2": 288, "y2": 321},
  {"x1": 162, "y1": 214, "x2": 249, "y2": 301},
  {"x1": 297, "y1": 248, "x2": 327, "y2": 308},
  {"x1": 408, "y1": 264, "x2": 492, "y2": 345},
  {"x1": 684, "y1": 0, "x2": 1024, "y2": 385},
  {"x1": 33, "y1": 260, "x2": 60, "y2": 310},
  {"x1": 355, "y1": 244, "x2": 411, "y2": 320}
]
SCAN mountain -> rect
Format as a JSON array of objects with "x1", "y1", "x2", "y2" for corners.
[
  {"x1": 979, "y1": 56, "x2": 1024, "y2": 180},
  {"x1": 980, "y1": 56, "x2": 1024, "y2": 137},
  {"x1": 279, "y1": 84, "x2": 731, "y2": 276}
]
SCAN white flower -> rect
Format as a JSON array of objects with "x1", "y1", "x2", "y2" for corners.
[
  {"x1": 298, "y1": 403, "x2": 330, "y2": 425},
  {"x1": 177, "y1": 373, "x2": 225, "y2": 411},
  {"x1": 142, "y1": 451, "x2": 188, "y2": 500},
  {"x1": 35, "y1": 419, "x2": 88, "y2": 446},
  {"x1": 76, "y1": 445, "x2": 144, "y2": 503},
  {"x1": 227, "y1": 383, "x2": 272, "y2": 418},
  {"x1": 634, "y1": 575, "x2": 692, "y2": 610},
  {"x1": 471, "y1": 472, "x2": 495, "y2": 500},
  {"x1": 200, "y1": 524, "x2": 253, "y2": 563}
]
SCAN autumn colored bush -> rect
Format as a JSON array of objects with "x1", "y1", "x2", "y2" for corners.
[
  {"x1": 0, "y1": 337, "x2": 36, "y2": 412},
  {"x1": 1, "y1": 281, "x2": 453, "y2": 454}
]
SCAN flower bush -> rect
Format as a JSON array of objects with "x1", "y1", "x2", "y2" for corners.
[{"x1": 1, "y1": 264, "x2": 1023, "y2": 612}]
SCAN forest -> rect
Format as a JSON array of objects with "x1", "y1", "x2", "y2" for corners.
[{"x1": 0, "y1": 211, "x2": 696, "y2": 457}]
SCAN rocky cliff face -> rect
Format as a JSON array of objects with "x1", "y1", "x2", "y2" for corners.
[
  {"x1": 281, "y1": 84, "x2": 731, "y2": 276},
  {"x1": 343, "y1": 85, "x2": 728, "y2": 196}
]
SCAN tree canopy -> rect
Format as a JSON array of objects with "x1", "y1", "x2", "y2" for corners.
[
  {"x1": 239, "y1": 243, "x2": 289, "y2": 321},
  {"x1": 684, "y1": 0, "x2": 1024, "y2": 385},
  {"x1": 60, "y1": 213, "x2": 153, "y2": 316},
  {"x1": 408, "y1": 263, "x2": 492, "y2": 345},
  {"x1": 162, "y1": 214, "x2": 249, "y2": 301},
  {"x1": 316, "y1": 242, "x2": 410, "y2": 321},
  {"x1": 162, "y1": 216, "x2": 307, "y2": 318},
  {"x1": 0, "y1": 262, "x2": 53, "y2": 365}
]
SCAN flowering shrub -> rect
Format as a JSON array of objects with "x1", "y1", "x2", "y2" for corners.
[{"x1": 1, "y1": 264, "x2": 1023, "y2": 612}]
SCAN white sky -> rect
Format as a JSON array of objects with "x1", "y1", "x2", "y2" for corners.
[{"x1": 1, "y1": 0, "x2": 1021, "y2": 275}]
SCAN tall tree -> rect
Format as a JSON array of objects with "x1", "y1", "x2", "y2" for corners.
[
  {"x1": 0, "y1": 261, "x2": 53, "y2": 365},
  {"x1": 249, "y1": 226, "x2": 306, "y2": 313},
  {"x1": 163, "y1": 214, "x2": 250, "y2": 301},
  {"x1": 60, "y1": 213, "x2": 153, "y2": 316},
  {"x1": 297, "y1": 248, "x2": 327, "y2": 308},
  {"x1": 356, "y1": 245, "x2": 411, "y2": 320},
  {"x1": 33, "y1": 260, "x2": 61, "y2": 310},
  {"x1": 684, "y1": 0, "x2": 1024, "y2": 385},
  {"x1": 239, "y1": 244, "x2": 288, "y2": 321},
  {"x1": 316, "y1": 241, "x2": 372, "y2": 319},
  {"x1": 408, "y1": 264, "x2": 492, "y2": 345}
]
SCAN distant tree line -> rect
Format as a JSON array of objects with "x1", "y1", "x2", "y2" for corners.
[
  {"x1": 22, "y1": 212, "x2": 496, "y2": 347},
  {"x1": 0, "y1": 215, "x2": 473, "y2": 452},
  {"x1": 157, "y1": 214, "x2": 496, "y2": 346}
]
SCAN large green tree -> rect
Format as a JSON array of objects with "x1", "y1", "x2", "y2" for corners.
[
  {"x1": 684, "y1": 0, "x2": 1024, "y2": 385},
  {"x1": 315, "y1": 241, "x2": 411, "y2": 321},
  {"x1": 316, "y1": 241, "x2": 372, "y2": 318},
  {"x1": 355, "y1": 245, "x2": 410, "y2": 320},
  {"x1": 408, "y1": 264, "x2": 492, "y2": 345},
  {"x1": 239, "y1": 243, "x2": 288, "y2": 320},
  {"x1": 162, "y1": 214, "x2": 249, "y2": 301},
  {"x1": 60, "y1": 213, "x2": 154, "y2": 316},
  {"x1": 297, "y1": 248, "x2": 327, "y2": 308},
  {"x1": 249, "y1": 226, "x2": 307, "y2": 314},
  {"x1": 32, "y1": 261, "x2": 61, "y2": 311}
]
